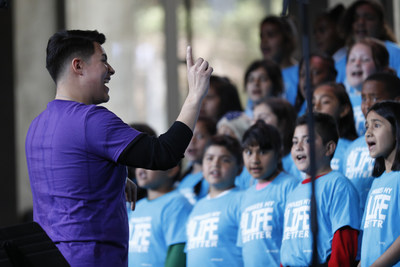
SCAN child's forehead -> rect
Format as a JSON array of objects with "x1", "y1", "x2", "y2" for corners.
[
  {"x1": 293, "y1": 124, "x2": 323, "y2": 139},
  {"x1": 206, "y1": 145, "x2": 231, "y2": 155},
  {"x1": 362, "y1": 80, "x2": 387, "y2": 94}
]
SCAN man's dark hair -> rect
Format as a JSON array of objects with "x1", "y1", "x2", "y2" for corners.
[{"x1": 46, "y1": 30, "x2": 106, "y2": 83}]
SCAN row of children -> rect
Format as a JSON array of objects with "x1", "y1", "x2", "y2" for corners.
[
  {"x1": 126, "y1": 0, "x2": 400, "y2": 265},
  {"x1": 126, "y1": 99, "x2": 400, "y2": 266}
]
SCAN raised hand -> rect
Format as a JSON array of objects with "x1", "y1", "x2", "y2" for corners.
[{"x1": 186, "y1": 46, "x2": 213, "y2": 102}]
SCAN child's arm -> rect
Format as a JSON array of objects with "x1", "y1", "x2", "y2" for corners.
[
  {"x1": 328, "y1": 226, "x2": 358, "y2": 267},
  {"x1": 370, "y1": 235, "x2": 400, "y2": 267},
  {"x1": 165, "y1": 243, "x2": 186, "y2": 267}
]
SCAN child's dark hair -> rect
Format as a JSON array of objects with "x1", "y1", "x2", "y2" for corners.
[
  {"x1": 242, "y1": 120, "x2": 283, "y2": 170},
  {"x1": 204, "y1": 135, "x2": 243, "y2": 168},
  {"x1": 197, "y1": 116, "x2": 217, "y2": 136},
  {"x1": 210, "y1": 75, "x2": 243, "y2": 122},
  {"x1": 254, "y1": 97, "x2": 296, "y2": 155},
  {"x1": 364, "y1": 72, "x2": 400, "y2": 99},
  {"x1": 294, "y1": 52, "x2": 337, "y2": 113},
  {"x1": 317, "y1": 82, "x2": 358, "y2": 141},
  {"x1": 260, "y1": 15, "x2": 297, "y2": 57},
  {"x1": 296, "y1": 112, "x2": 339, "y2": 158},
  {"x1": 46, "y1": 30, "x2": 106, "y2": 83},
  {"x1": 339, "y1": 0, "x2": 397, "y2": 45},
  {"x1": 367, "y1": 101, "x2": 400, "y2": 177},
  {"x1": 244, "y1": 59, "x2": 284, "y2": 98}
]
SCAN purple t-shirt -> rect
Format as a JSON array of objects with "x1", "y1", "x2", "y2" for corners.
[{"x1": 25, "y1": 100, "x2": 141, "y2": 266}]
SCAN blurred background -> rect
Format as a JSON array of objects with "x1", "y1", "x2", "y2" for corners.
[{"x1": 1, "y1": 0, "x2": 399, "y2": 226}]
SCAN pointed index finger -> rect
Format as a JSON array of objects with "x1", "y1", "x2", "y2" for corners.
[{"x1": 186, "y1": 46, "x2": 193, "y2": 69}]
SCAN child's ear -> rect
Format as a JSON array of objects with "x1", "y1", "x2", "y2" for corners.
[{"x1": 325, "y1": 140, "x2": 336, "y2": 157}]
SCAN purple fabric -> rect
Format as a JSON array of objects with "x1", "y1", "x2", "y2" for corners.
[{"x1": 25, "y1": 100, "x2": 141, "y2": 266}]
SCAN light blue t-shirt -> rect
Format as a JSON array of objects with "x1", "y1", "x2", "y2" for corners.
[
  {"x1": 280, "y1": 171, "x2": 361, "y2": 266},
  {"x1": 238, "y1": 172, "x2": 298, "y2": 266},
  {"x1": 361, "y1": 171, "x2": 400, "y2": 267},
  {"x1": 178, "y1": 171, "x2": 209, "y2": 205},
  {"x1": 235, "y1": 167, "x2": 255, "y2": 190},
  {"x1": 282, "y1": 64, "x2": 299, "y2": 106},
  {"x1": 127, "y1": 190, "x2": 192, "y2": 267},
  {"x1": 331, "y1": 138, "x2": 353, "y2": 174},
  {"x1": 343, "y1": 136, "x2": 375, "y2": 212},
  {"x1": 186, "y1": 188, "x2": 244, "y2": 267}
]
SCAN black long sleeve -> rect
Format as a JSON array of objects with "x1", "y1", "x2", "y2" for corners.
[{"x1": 117, "y1": 121, "x2": 193, "y2": 170}]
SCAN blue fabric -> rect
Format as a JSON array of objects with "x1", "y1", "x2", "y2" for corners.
[
  {"x1": 25, "y1": 100, "x2": 141, "y2": 267},
  {"x1": 331, "y1": 138, "x2": 353, "y2": 174},
  {"x1": 282, "y1": 64, "x2": 299, "y2": 106},
  {"x1": 385, "y1": 40, "x2": 400, "y2": 77},
  {"x1": 238, "y1": 172, "x2": 298, "y2": 266},
  {"x1": 178, "y1": 171, "x2": 209, "y2": 205},
  {"x1": 280, "y1": 171, "x2": 361, "y2": 266},
  {"x1": 343, "y1": 136, "x2": 375, "y2": 213},
  {"x1": 348, "y1": 93, "x2": 365, "y2": 136},
  {"x1": 335, "y1": 54, "x2": 347, "y2": 84},
  {"x1": 186, "y1": 188, "x2": 244, "y2": 267},
  {"x1": 235, "y1": 167, "x2": 256, "y2": 190},
  {"x1": 361, "y1": 171, "x2": 400, "y2": 267},
  {"x1": 127, "y1": 190, "x2": 192, "y2": 267}
]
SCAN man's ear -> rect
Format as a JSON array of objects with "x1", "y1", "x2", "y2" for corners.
[
  {"x1": 71, "y1": 58, "x2": 84, "y2": 75},
  {"x1": 325, "y1": 140, "x2": 336, "y2": 157}
]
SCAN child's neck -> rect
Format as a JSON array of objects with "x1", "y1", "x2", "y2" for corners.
[
  {"x1": 208, "y1": 185, "x2": 234, "y2": 198},
  {"x1": 147, "y1": 187, "x2": 174, "y2": 201},
  {"x1": 258, "y1": 170, "x2": 280, "y2": 183},
  {"x1": 307, "y1": 165, "x2": 332, "y2": 178},
  {"x1": 385, "y1": 148, "x2": 396, "y2": 173},
  {"x1": 191, "y1": 163, "x2": 203, "y2": 174}
]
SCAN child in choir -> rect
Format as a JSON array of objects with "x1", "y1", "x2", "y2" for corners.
[
  {"x1": 294, "y1": 53, "x2": 337, "y2": 117},
  {"x1": 186, "y1": 135, "x2": 244, "y2": 266},
  {"x1": 280, "y1": 112, "x2": 361, "y2": 266},
  {"x1": 252, "y1": 97, "x2": 297, "y2": 176},
  {"x1": 200, "y1": 75, "x2": 243, "y2": 123},
  {"x1": 339, "y1": 0, "x2": 400, "y2": 78},
  {"x1": 243, "y1": 59, "x2": 284, "y2": 118},
  {"x1": 259, "y1": 15, "x2": 299, "y2": 105},
  {"x1": 238, "y1": 120, "x2": 298, "y2": 266},
  {"x1": 178, "y1": 116, "x2": 216, "y2": 204},
  {"x1": 360, "y1": 101, "x2": 400, "y2": 267},
  {"x1": 344, "y1": 37, "x2": 390, "y2": 135},
  {"x1": 312, "y1": 82, "x2": 358, "y2": 173},
  {"x1": 343, "y1": 72, "x2": 400, "y2": 212},
  {"x1": 127, "y1": 162, "x2": 192, "y2": 266}
]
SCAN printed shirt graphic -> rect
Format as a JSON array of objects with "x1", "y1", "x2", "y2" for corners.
[
  {"x1": 127, "y1": 190, "x2": 192, "y2": 267},
  {"x1": 186, "y1": 188, "x2": 244, "y2": 267},
  {"x1": 361, "y1": 171, "x2": 400, "y2": 267},
  {"x1": 280, "y1": 171, "x2": 361, "y2": 266},
  {"x1": 238, "y1": 172, "x2": 298, "y2": 266},
  {"x1": 343, "y1": 136, "x2": 375, "y2": 212},
  {"x1": 331, "y1": 138, "x2": 352, "y2": 173}
]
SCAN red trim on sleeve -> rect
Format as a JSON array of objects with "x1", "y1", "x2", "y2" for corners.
[{"x1": 328, "y1": 227, "x2": 358, "y2": 267}]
